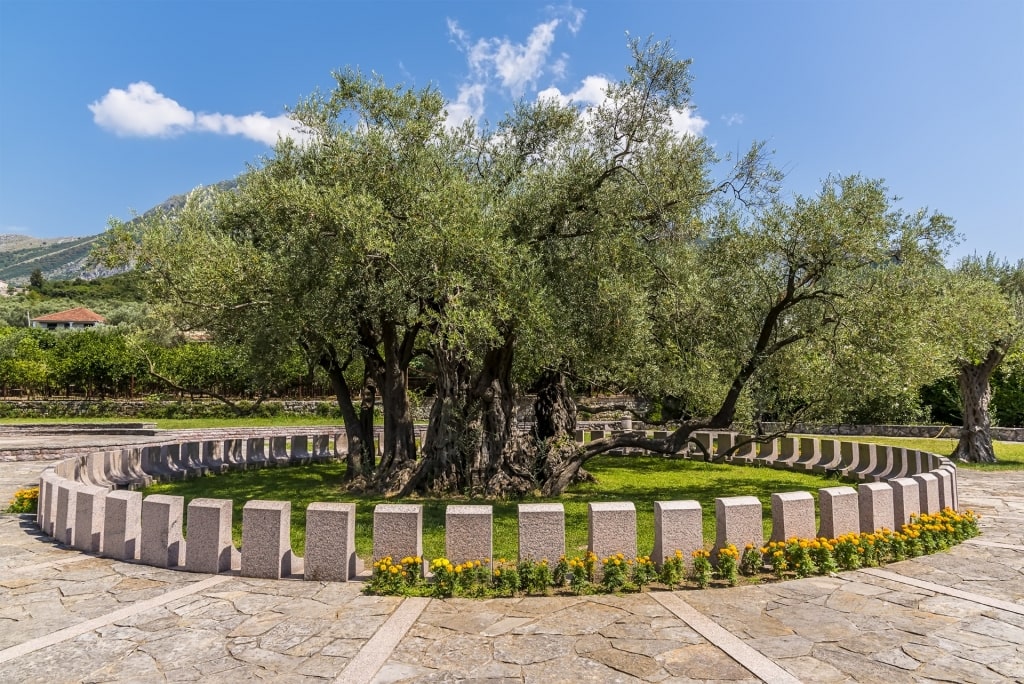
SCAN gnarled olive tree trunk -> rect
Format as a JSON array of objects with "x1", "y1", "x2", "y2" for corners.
[
  {"x1": 951, "y1": 345, "x2": 1007, "y2": 464},
  {"x1": 373, "y1": 321, "x2": 420, "y2": 495},
  {"x1": 399, "y1": 335, "x2": 535, "y2": 497}
]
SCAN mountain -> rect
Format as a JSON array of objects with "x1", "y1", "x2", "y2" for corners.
[{"x1": 0, "y1": 180, "x2": 236, "y2": 284}]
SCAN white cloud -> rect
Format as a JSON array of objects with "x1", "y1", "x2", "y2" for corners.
[
  {"x1": 566, "y1": 7, "x2": 585, "y2": 35},
  {"x1": 670, "y1": 106, "x2": 709, "y2": 138},
  {"x1": 89, "y1": 81, "x2": 304, "y2": 145},
  {"x1": 446, "y1": 83, "x2": 486, "y2": 129},
  {"x1": 468, "y1": 19, "x2": 561, "y2": 97},
  {"x1": 722, "y1": 113, "x2": 745, "y2": 127},
  {"x1": 446, "y1": 18, "x2": 468, "y2": 48},
  {"x1": 89, "y1": 82, "x2": 194, "y2": 137},
  {"x1": 445, "y1": 16, "x2": 577, "y2": 128},
  {"x1": 538, "y1": 75, "x2": 610, "y2": 107},
  {"x1": 195, "y1": 112, "x2": 301, "y2": 146}
]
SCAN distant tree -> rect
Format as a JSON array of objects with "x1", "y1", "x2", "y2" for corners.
[
  {"x1": 28, "y1": 268, "x2": 44, "y2": 290},
  {"x1": 940, "y1": 256, "x2": 1024, "y2": 463}
]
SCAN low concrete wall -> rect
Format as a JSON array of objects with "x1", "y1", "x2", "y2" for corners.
[
  {"x1": 34, "y1": 429, "x2": 958, "y2": 582},
  {"x1": 762, "y1": 422, "x2": 1024, "y2": 443}
]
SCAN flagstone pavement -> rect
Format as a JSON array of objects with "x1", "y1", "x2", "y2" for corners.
[{"x1": 0, "y1": 442, "x2": 1021, "y2": 682}]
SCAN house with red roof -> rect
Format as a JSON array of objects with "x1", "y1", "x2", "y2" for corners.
[{"x1": 30, "y1": 307, "x2": 107, "y2": 330}]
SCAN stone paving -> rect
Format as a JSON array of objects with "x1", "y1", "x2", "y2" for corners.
[{"x1": 0, "y1": 441, "x2": 1022, "y2": 682}]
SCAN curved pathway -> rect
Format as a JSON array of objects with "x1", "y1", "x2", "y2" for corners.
[{"x1": 0, "y1": 444, "x2": 1021, "y2": 682}]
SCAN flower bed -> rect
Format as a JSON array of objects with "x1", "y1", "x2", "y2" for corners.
[
  {"x1": 364, "y1": 508, "x2": 979, "y2": 598},
  {"x1": 5, "y1": 486, "x2": 38, "y2": 514}
]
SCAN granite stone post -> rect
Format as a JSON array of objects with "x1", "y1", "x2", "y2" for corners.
[
  {"x1": 38, "y1": 471, "x2": 58, "y2": 536},
  {"x1": 839, "y1": 441, "x2": 858, "y2": 475},
  {"x1": 732, "y1": 435, "x2": 757, "y2": 463},
  {"x1": 54, "y1": 480, "x2": 81, "y2": 545},
  {"x1": 445, "y1": 505, "x2": 493, "y2": 565},
  {"x1": 653, "y1": 500, "x2": 703, "y2": 568},
  {"x1": 201, "y1": 440, "x2": 229, "y2": 475},
  {"x1": 940, "y1": 463, "x2": 959, "y2": 511},
  {"x1": 290, "y1": 435, "x2": 311, "y2": 465},
  {"x1": 776, "y1": 437, "x2": 799, "y2": 466},
  {"x1": 186, "y1": 498, "x2": 235, "y2": 574},
  {"x1": 795, "y1": 437, "x2": 821, "y2": 470},
  {"x1": 715, "y1": 433, "x2": 735, "y2": 459},
  {"x1": 102, "y1": 490, "x2": 142, "y2": 560},
  {"x1": 912, "y1": 473, "x2": 941, "y2": 514},
  {"x1": 141, "y1": 494, "x2": 185, "y2": 567},
  {"x1": 692, "y1": 432, "x2": 712, "y2": 459},
  {"x1": 246, "y1": 438, "x2": 268, "y2": 469},
  {"x1": 853, "y1": 443, "x2": 876, "y2": 480},
  {"x1": 588, "y1": 502, "x2": 637, "y2": 560},
  {"x1": 183, "y1": 441, "x2": 207, "y2": 477},
  {"x1": 73, "y1": 484, "x2": 107, "y2": 552},
  {"x1": 869, "y1": 446, "x2": 895, "y2": 481},
  {"x1": 714, "y1": 496, "x2": 763, "y2": 562},
  {"x1": 770, "y1": 491, "x2": 816, "y2": 542},
  {"x1": 269, "y1": 436, "x2": 290, "y2": 466},
  {"x1": 890, "y1": 477, "x2": 921, "y2": 528},
  {"x1": 241, "y1": 500, "x2": 293, "y2": 579},
  {"x1": 816, "y1": 440, "x2": 843, "y2": 474},
  {"x1": 223, "y1": 438, "x2": 245, "y2": 471},
  {"x1": 934, "y1": 467, "x2": 954, "y2": 510},
  {"x1": 818, "y1": 486, "x2": 859, "y2": 538},
  {"x1": 372, "y1": 504, "x2": 423, "y2": 563},
  {"x1": 312, "y1": 435, "x2": 331, "y2": 463},
  {"x1": 518, "y1": 503, "x2": 565, "y2": 563},
  {"x1": 304, "y1": 502, "x2": 361, "y2": 581},
  {"x1": 757, "y1": 438, "x2": 780, "y2": 464},
  {"x1": 887, "y1": 448, "x2": 910, "y2": 479},
  {"x1": 858, "y1": 482, "x2": 895, "y2": 533}
]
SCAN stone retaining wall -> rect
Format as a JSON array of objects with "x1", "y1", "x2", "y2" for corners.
[{"x1": 33, "y1": 429, "x2": 958, "y2": 582}]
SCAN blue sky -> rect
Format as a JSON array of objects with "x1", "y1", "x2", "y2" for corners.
[{"x1": 1, "y1": 0, "x2": 1021, "y2": 261}]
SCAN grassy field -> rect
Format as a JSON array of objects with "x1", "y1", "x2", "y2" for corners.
[{"x1": 143, "y1": 455, "x2": 842, "y2": 563}]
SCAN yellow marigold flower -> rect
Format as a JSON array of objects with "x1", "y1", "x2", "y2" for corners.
[
  {"x1": 494, "y1": 569, "x2": 501, "y2": 577},
  {"x1": 390, "y1": 566, "x2": 399, "y2": 574},
  {"x1": 745, "y1": 543, "x2": 754, "y2": 550},
  {"x1": 799, "y1": 541, "x2": 809, "y2": 549}
]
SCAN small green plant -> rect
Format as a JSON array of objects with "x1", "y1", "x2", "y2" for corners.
[
  {"x1": 659, "y1": 549, "x2": 686, "y2": 588},
  {"x1": 631, "y1": 555, "x2": 658, "y2": 590},
  {"x1": 716, "y1": 543, "x2": 740, "y2": 586},
  {"x1": 367, "y1": 555, "x2": 423, "y2": 595},
  {"x1": 492, "y1": 558, "x2": 520, "y2": 596},
  {"x1": 740, "y1": 543, "x2": 762, "y2": 576},
  {"x1": 785, "y1": 538, "x2": 818, "y2": 578},
  {"x1": 520, "y1": 558, "x2": 553, "y2": 595},
  {"x1": 764, "y1": 542, "x2": 789, "y2": 578},
  {"x1": 809, "y1": 538, "x2": 838, "y2": 573},
  {"x1": 564, "y1": 555, "x2": 592, "y2": 595},
  {"x1": 553, "y1": 556, "x2": 570, "y2": 587},
  {"x1": 430, "y1": 558, "x2": 456, "y2": 598},
  {"x1": 600, "y1": 553, "x2": 629, "y2": 592},
  {"x1": 691, "y1": 549, "x2": 712, "y2": 589},
  {"x1": 833, "y1": 534, "x2": 862, "y2": 571},
  {"x1": 7, "y1": 486, "x2": 39, "y2": 514}
]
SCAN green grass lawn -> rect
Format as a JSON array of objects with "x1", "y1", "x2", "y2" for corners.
[{"x1": 143, "y1": 455, "x2": 845, "y2": 563}]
